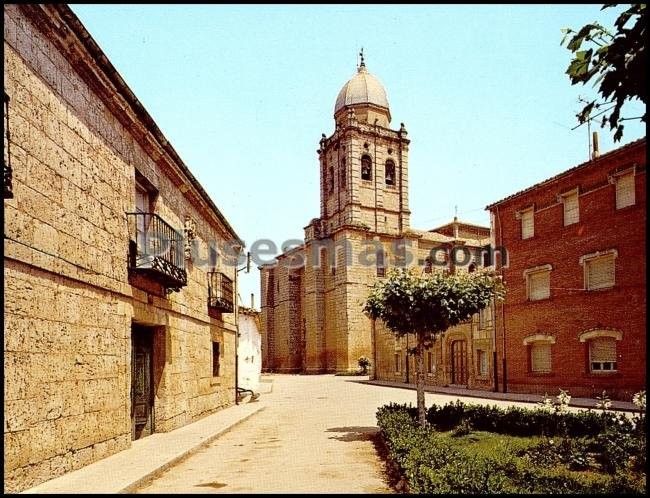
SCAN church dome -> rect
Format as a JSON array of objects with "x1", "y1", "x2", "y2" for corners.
[{"x1": 334, "y1": 62, "x2": 390, "y2": 116}]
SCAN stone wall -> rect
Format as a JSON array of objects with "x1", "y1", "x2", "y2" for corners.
[{"x1": 4, "y1": 5, "x2": 239, "y2": 492}]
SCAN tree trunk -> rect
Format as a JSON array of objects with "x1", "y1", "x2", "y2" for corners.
[{"x1": 416, "y1": 333, "x2": 426, "y2": 427}]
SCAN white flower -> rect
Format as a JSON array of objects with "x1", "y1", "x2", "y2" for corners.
[{"x1": 632, "y1": 390, "x2": 646, "y2": 411}]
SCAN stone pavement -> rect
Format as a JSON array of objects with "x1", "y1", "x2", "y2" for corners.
[
  {"x1": 361, "y1": 378, "x2": 638, "y2": 412},
  {"x1": 21, "y1": 401, "x2": 266, "y2": 494},
  {"x1": 20, "y1": 374, "x2": 638, "y2": 494}
]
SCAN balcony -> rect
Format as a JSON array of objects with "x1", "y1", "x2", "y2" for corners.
[
  {"x1": 208, "y1": 271, "x2": 234, "y2": 313},
  {"x1": 127, "y1": 212, "x2": 187, "y2": 292}
]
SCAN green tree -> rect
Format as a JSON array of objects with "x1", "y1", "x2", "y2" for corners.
[
  {"x1": 561, "y1": 4, "x2": 646, "y2": 142},
  {"x1": 364, "y1": 268, "x2": 505, "y2": 426}
]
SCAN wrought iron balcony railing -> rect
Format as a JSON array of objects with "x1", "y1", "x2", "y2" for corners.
[
  {"x1": 126, "y1": 212, "x2": 187, "y2": 292},
  {"x1": 208, "y1": 271, "x2": 234, "y2": 313}
]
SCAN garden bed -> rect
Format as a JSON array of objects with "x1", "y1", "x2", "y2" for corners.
[{"x1": 376, "y1": 402, "x2": 646, "y2": 494}]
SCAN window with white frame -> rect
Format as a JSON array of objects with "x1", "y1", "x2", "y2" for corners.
[
  {"x1": 523, "y1": 334, "x2": 555, "y2": 374},
  {"x1": 615, "y1": 172, "x2": 635, "y2": 209},
  {"x1": 581, "y1": 250, "x2": 617, "y2": 291},
  {"x1": 476, "y1": 350, "x2": 488, "y2": 376},
  {"x1": 524, "y1": 265, "x2": 552, "y2": 301},
  {"x1": 579, "y1": 329, "x2": 621, "y2": 373},
  {"x1": 589, "y1": 337, "x2": 617, "y2": 372},
  {"x1": 561, "y1": 190, "x2": 580, "y2": 226},
  {"x1": 520, "y1": 207, "x2": 534, "y2": 239}
]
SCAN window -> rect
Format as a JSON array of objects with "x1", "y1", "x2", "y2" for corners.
[
  {"x1": 579, "y1": 329, "x2": 621, "y2": 373},
  {"x1": 524, "y1": 265, "x2": 552, "y2": 301},
  {"x1": 520, "y1": 208, "x2": 534, "y2": 239},
  {"x1": 212, "y1": 342, "x2": 221, "y2": 377},
  {"x1": 394, "y1": 353, "x2": 401, "y2": 373},
  {"x1": 562, "y1": 190, "x2": 579, "y2": 226},
  {"x1": 385, "y1": 159, "x2": 395, "y2": 186},
  {"x1": 530, "y1": 342, "x2": 552, "y2": 373},
  {"x1": 582, "y1": 250, "x2": 616, "y2": 290},
  {"x1": 340, "y1": 159, "x2": 347, "y2": 190},
  {"x1": 361, "y1": 154, "x2": 372, "y2": 181},
  {"x1": 376, "y1": 249, "x2": 385, "y2": 277},
  {"x1": 615, "y1": 172, "x2": 635, "y2": 209},
  {"x1": 476, "y1": 350, "x2": 488, "y2": 376},
  {"x1": 424, "y1": 257, "x2": 432, "y2": 274},
  {"x1": 478, "y1": 304, "x2": 492, "y2": 329},
  {"x1": 468, "y1": 263, "x2": 476, "y2": 273},
  {"x1": 426, "y1": 351, "x2": 433, "y2": 373},
  {"x1": 589, "y1": 337, "x2": 617, "y2": 373}
]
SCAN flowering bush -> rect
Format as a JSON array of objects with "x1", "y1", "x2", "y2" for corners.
[
  {"x1": 632, "y1": 390, "x2": 646, "y2": 412},
  {"x1": 555, "y1": 389, "x2": 571, "y2": 413},
  {"x1": 595, "y1": 391, "x2": 612, "y2": 411}
]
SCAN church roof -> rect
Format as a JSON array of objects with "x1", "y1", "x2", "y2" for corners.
[{"x1": 334, "y1": 62, "x2": 389, "y2": 115}]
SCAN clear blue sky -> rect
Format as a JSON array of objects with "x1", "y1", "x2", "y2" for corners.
[{"x1": 70, "y1": 4, "x2": 645, "y2": 307}]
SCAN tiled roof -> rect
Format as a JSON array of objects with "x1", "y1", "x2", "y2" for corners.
[{"x1": 486, "y1": 137, "x2": 646, "y2": 210}]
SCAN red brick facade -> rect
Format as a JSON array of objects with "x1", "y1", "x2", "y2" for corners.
[{"x1": 487, "y1": 139, "x2": 646, "y2": 400}]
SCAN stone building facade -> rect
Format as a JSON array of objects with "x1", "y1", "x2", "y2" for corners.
[
  {"x1": 260, "y1": 59, "x2": 496, "y2": 388},
  {"x1": 486, "y1": 138, "x2": 646, "y2": 400},
  {"x1": 4, "y1": 4, "x2": 241, "y2": 492}
]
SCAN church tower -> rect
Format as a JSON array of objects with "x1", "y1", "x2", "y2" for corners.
[
  {"x1": 313, "y1": 54, "x2": 411, "y2": 238},
  {"x1": 299, "y1": 54, "x2": 414, "y2": 374}
]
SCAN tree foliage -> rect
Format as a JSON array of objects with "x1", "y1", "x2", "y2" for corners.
[
  {"x1": 364, "y1": 268, "x2": 505, "y2": 340},
  {"x1": 364, "y1": 268, "x2": 505, "y2": 426},
  {"x1": 561, "y1": 4, "x2": 646, "y2": 142}
]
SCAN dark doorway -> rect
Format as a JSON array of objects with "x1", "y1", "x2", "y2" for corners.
[
  {"x1": 451, "y1": 339, "x2": 468, "y2": 385},
  {"x1": 131, "y1": 324, "x2": 154, "y2": 440}
]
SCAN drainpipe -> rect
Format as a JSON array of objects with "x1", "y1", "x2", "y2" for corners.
[{"x1": 496, "y1": 205, "x2": 507, "y2": 393}]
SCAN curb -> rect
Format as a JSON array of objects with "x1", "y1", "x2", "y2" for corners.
[
  {"x1": 360, "y1": 380, "x2": 638, "y2": 413},
  {"x1": 120, "y1": 405, "x2": 265, "y2": 493}
]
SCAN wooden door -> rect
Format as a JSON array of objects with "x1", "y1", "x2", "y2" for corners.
[
  {"x1": 451, "y1": 340, "x2": 468, "y2": 385},
  {"x1": 131, "y1": 327, "x2": 153, "y2": 440}
]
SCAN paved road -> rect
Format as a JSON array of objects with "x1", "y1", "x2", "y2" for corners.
[{"x1": 135, "y1": 374, "x2": 600, "y2": 493}]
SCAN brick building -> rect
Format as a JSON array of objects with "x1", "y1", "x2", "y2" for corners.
[
  {"x1": 4, "y1": 4, "x2": 242, "y2": 491},
  {"x1": 260, "y1": 57, "x2": 497, "y2": 390},
  {"x1": 486, "y1": 138, "x2": 646, "y2": 400}
]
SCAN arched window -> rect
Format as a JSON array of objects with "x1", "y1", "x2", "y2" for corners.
[
  {"x1": 361, "y1": 154, "x2": 372, "y2": 181},
  {"x1": 385, "y1": 159, "x2": 395, "y2": 186},
  {"x1": 468, "y1": 263, "x2": 476, "y2": 273},
  {"x1": 340, "y1": 159, "x2": 346, "y2": 190}
]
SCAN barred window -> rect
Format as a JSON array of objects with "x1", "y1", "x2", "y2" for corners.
[
  {"x1": 394, "y1": 353, "x2": 401, "y2": 373},
  {"x1": 427, "y1": 351, "x2": 434, "y2": 374},
  {"x1": 476, "y1": 350, "x2": 488, "y2": 376}
]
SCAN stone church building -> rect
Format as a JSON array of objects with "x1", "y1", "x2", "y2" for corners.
[
  {"x1": 260, "y1": 58, "x2": 496, "y2": 391},
  {"x1": 4, "y1": 5, "x2": 241, "y2": 492}
]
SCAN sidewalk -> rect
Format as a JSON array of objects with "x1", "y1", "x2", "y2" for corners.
[
  {"x1": 361, "y1": 379, "x2": 637, "y2": 412},
  {"x1": 22, "y1": 400, "x2": 267, "y2": 494}
]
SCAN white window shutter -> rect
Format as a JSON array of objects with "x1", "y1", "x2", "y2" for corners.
[
  {"x1": 563, "y1": 192, "x2": 579, "y2": 225},
  {"x1": 521, "y1": 209, "x2": 534, "y2": 239},
  {"x1": 531, "y1": 343, "x2": 552, "y2": 373},
  {"x1": 529, "y1": 271, "x2": 550, "y2": 300},
  {"x1": 587, "y1": 256, "x2": 615, "y2": 290},
  {"x1": 616, "y1": 173, "x2": 635, "y2": 209},
  {"x1": 590, "y1": 338, "x2": 616, "y2": 362}
]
